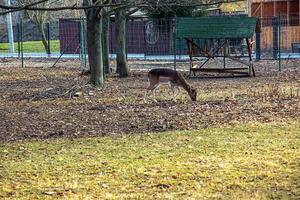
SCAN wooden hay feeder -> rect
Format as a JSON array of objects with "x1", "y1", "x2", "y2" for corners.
[{"x1": 174, "y1": 16, "x2": 259, "y2": 78}]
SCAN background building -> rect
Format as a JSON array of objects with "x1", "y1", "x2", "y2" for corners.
[{"x1": 248, "y1": 0, "x2": 300, "y2": 52}]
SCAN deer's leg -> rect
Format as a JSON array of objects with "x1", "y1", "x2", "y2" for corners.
[
  {"x1": 174, "y1": 86, "x2": 180, "y2": 99},
  {"x1": 151, "y1": 84, "x2": 161, "y2": 103},
  {"x1": 171, "y1": 84, "x2": 180, "y2": 102},
  {"x1": 144, "y1": 78, "x2": 159, "y2": 103},
  {"x1": 144, "y1": 87, "x2": 155, "y2": 103},
  {"x1": 171, "y1": 84, "x2": 176, "y2": 102},
  {"x1": 143, "y1": 91, "x2": 149, "y2": 103}
]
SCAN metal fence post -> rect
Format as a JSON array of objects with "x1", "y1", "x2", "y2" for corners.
[
  {"x1": 278, "y1": 14, "x2": 281, "y2": 71},
  {"x1": 173, "y1": 18, "x2": 177, "y2": 71},
  {"x1": 255, "y1": 31, "x2": 261, "y2": 61},
  {"x1": 272, "y1": 17, "x2": 279, "y2": 60},
  {"x1": 6, "y1": 0, "x2": 14, "y2": 53},
  {"x1": 79, "y1": 17, "x2": 87, "y2": 70},
  {"x1": 47, "y1": 22, "x2": 51, "y2": 56},
  {"x1": 20, "y1": 19, "x2": 24, "y2": 68},
  {"x1": 17, "y1": 23, "x2": 20, "y2": 58}
]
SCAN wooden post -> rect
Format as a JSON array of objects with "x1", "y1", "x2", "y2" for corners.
[
  {"x1": 246, "y1": 38, "x2": 255, "y2": 76},
  {"x1": 187, "y1": 39, "x2": 196, "y2": 76},
  {"x1": 248, "y1": 0, "x2": 251, "y2": 16},
  {"x1": 223, "y1": 40, "x2": 227, "y2": 69}
]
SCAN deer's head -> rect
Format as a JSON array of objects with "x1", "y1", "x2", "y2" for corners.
[{"x1": 189, "y1": 88, "x2": 197, "y2": 101}]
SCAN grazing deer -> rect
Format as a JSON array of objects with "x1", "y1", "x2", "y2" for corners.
[{"x1": 144, "y1": 68, "x2": 197, "y2": 102}]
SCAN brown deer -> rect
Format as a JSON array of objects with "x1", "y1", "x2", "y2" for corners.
[{"x1": 144, "y1": 68, "x2": 197, "y2": 102}]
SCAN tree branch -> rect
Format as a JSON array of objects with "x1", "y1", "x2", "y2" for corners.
[
  {"x1": 126, "y1": 8, "x2": 140, "y2": 18},
  {"x1": 0, "y1": 0, "x2": 49, "y2": 15},
  {"x1": 0, "y1": 0, "x2": 246, "y2": 16}
]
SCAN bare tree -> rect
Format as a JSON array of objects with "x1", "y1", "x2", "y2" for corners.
[{"x1": 18, "y1": 0, "x2": 50, "y2": 53}]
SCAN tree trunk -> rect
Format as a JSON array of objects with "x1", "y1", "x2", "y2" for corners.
[
  {"x1": 115, "y1": 9, "x2": 129, "y2": 77},
  {"x1": 85, "y1": 11, "x2": 104, "y2": 87},
  {"x1": 102, "y1": 15, "x2": 110, "y2": 75},
  {"x1": 37, "y1": 23, "x2": 49, "y2": 54}
]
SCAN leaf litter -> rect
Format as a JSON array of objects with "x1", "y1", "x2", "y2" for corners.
[{"x1": 0, "y1": 60, "x2": 299, "y2": 142}]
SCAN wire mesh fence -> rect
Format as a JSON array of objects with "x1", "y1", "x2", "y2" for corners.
[
  {"x1": 255, "y1": 15, "x2": 300, "y2": 70},
  {"x1": 108, "y1": 18, "x2": 174, "y2": 57},
  {"x1": 1, "y1": 15, "x2": 300, "y2": 70},
  {"x1": 0, "y1": 21, "x2": 59, "y2": 55},
  {"x1": 0, "y1": 19, "x2": 82, "y2": 68},
  {"x1": 81, "y1": 18, "x2": 182, "y2": 71},
  {"x1": 0, "y1": 20, "x2": 22, "y2": 67},
  {"x1": 277, "y1": 16, "x2": 300, "y2": 69},
  {"x1": 0, "y1": 22, "x2": 20, "y2": 55}
]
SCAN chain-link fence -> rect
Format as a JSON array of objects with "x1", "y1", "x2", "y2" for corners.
[
  {"x1": 257, "y1": 15, "x2": 300, "y2": 70},
  {"x1": 81, "y1": 18, "x2": 186, "y2": 71}
]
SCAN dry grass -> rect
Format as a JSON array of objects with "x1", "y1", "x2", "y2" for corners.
[{"x1": 1, "y1": 123, "x2": 299, "y2": 199}]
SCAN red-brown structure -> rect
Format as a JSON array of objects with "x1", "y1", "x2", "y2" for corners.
[
  {"x1": 249, "y1": 0, "x2": 300, "y2": 50},
  {"x1": 249, "y1": 0, "x2": 299, "y2": 21}
]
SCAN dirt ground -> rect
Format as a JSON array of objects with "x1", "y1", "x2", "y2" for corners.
[{"x1": 0, "y1": 59, "x2": 299, "y2": 142}]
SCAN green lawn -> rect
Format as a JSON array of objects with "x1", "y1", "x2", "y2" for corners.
[
  {"x1": 0, "y1": 40, "x2": 60, "y2": 53},
  {"x1": 0, "y1": 122, "x2": 299, "y2": 199}
]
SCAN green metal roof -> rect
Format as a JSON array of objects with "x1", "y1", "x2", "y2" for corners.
[{"x1": 175, "y1": 16, "x2": 258, "y2": 39}]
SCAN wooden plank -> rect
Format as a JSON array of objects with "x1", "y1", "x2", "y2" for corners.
[
  {"x1": 261, "y1": 1, "x2": 263, "y2": 20},
  {"x1": 227, "y1": 55, "x2": 251, "y2": 67},
  {"x1": 252, "y1": 0, "x2": 281, "y2": 2},
  {"x1": 251, "y1": 3, "x2": 261, "y2": 17},
  {"x1": 191, "y1": 68, "x2": 250, "y2": 75},
  {"x1": 248, "y1": 0, "x2": 251, "y2": 17},
  {"x1": 251, "y1": 0, "x2": 289, "y2": 3},
  {"x1": 191, "y1": 67, "x2": 249, "y2": 71}
]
